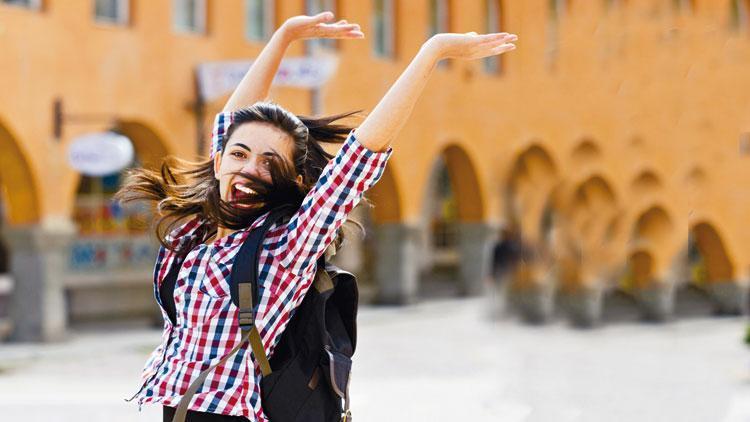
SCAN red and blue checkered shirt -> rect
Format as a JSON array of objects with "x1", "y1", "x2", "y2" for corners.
[{"x1": 132, "y1": 111, "x2": 392, "y2": 419}]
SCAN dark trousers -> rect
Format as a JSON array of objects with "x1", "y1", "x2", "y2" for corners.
[{"x1": 163, "y1": 406, "x2": 251, "y2": 422}]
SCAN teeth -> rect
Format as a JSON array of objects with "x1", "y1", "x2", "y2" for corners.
[{"x1": 234, "y1": 184, "x2": 255, "y2": 195}]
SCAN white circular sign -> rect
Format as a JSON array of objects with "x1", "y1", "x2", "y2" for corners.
[{"x1": 67, "y1": 132, "x2": 135, "y2": 176}]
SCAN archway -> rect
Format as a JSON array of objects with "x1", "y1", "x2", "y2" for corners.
[
  {"x1": 505, "y1": 143, "x2": 557, "y2": 242},
  {"x1": 331, "y1": 166, "x2": 403, "y2": 304},
  {"x1": 66, "y1": 121, "x2": 169, "y2": 323},
  {"x1": 632, "y1": 205, "x2": 673, "y2": 247},
  {"x1": 0, "y1": 119, "x2": 42, "y2": 340},
  {"x1": 504, "y1": 142, "x2": 559, "y2": 322},
  {"x1": 571, "y1": 138, "x2": 602, "y2": 167},
  {"x1": 626, "y1": 205, "x2": 678, "y2": 321},
  {"x1": 0, "y1": 119, "x2": 41, "y2": 225},
  {"x1": 566, "y1": 174, "x2": 619, "y2": 284},
  {"x1": 690, "y1": 222, "x2": 734, "y2": 283},
  {"x1": 419, "y1": 144, "x2": 487, "y2": 298},
  {"x1": 681, "y1": 221, "x2": 742, "y2": 314}
]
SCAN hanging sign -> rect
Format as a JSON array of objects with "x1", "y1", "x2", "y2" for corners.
[
  {"x1": 68, "y1": 132, "x2": 134, "y2": 176},
  {"x1": 196, "y1": 56, "x2": 338, "y2": 102}
]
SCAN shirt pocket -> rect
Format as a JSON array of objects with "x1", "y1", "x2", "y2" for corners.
[{"x1": 197, "y1": 261, "x2": 231, "y2": 299}]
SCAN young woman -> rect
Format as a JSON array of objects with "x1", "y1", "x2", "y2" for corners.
[{"x1": 119, "y1": 11, "x2": 517, "y2": 422}]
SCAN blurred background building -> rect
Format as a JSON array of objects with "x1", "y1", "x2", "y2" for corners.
[{"x1": 1, "y1": 0, "x2": 749, "y2": 342}]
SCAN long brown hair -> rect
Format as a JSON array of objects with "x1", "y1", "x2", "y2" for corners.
[{"x1": 115, "y1": 102, "x2": 364, "y2": 257}]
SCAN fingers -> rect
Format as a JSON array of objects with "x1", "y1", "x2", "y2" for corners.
[
  {"x1": 317, "y1": 22, "x2": 364, "y2": 39},
  {"x1": 477, "y1": 32, "x2": 517, "y2": 44},
  {"x1": 311, "y1": 11, "x2": 335, "y2": 23}
]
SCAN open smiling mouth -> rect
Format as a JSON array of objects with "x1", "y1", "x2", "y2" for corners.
[{"x1": 230, "y1": 183, "x2": 258, "y2": 207}]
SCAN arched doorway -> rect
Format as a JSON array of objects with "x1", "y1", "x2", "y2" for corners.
[
  {"x1": 65, "y1": 122, "x2": 168, "y2": 323},
  {"x1": 0, "y1": 118, "x2": 44, "y2": 341},
  {"x1": 329, "y1": 166, "x2": 403, "y2": 304},
  {"x1": 686, "y1": 222, "x2": 742, "y2": 314},
  {"x1": 627, "y1": 205, "x2": 676, "y2": 321},
  {"x1": 420, "y1": 144, "x2": 488, "y2": 299},
  {"x1": 504, "y1": 142, "x2": 559, "y2": 322}
]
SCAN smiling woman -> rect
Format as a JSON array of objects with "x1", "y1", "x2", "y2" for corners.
[{"x1": 113, "y1": 9, "x2": 516, "y2": 422}]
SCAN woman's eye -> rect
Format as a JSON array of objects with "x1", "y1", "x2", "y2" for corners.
[{"x1": 231, "y1": 151, "x2": 245, "y2": 159}]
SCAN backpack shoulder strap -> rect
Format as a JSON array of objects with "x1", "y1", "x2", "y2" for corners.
[
  {"x1": 171, "y1": 206, "x2": 293, "y2": 422},
  {"x1": 229, "y1": 206, "x2": 293, "y2": 308},
  {"x1": 230, "y1": 206, "x2": 295, "y2": 373}
]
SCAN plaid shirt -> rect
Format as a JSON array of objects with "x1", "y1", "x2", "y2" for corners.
[{"x1": 132, "y1": 111, "x2": 392, "y2": 419}]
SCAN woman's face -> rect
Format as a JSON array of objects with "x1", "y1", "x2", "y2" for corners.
[{"x1": 213, "y1": 122, "x2": 297, "y2": 205}]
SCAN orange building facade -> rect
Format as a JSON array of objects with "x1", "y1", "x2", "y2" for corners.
[{"x1": 1, "y1": 0, "x2": 750, "y2": 340}]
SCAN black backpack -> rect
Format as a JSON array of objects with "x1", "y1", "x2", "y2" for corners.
[{"x1": 173, "y1": 207, "x2": 357, "y2": 422}]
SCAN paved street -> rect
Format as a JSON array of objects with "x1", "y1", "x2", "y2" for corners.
[{"x1": 0, "y1": 297, "x2": 749, "y2": 421}]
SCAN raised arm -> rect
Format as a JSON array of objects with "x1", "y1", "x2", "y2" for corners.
[
  {"x1": 222, "y1": 12, "x2": 364, "y2": 112},
  {"x1": 354, "y1": 32, "x2": 518, "y2": 152}
]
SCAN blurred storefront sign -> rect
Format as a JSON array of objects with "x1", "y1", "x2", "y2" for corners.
[
  {"x1": 67, "y1": 131, "x2": 134, "y2": 176},
  {"x1": 196, "y1": 56, "x2": 338, "y2": 102},
  {"x1": 68, "y1": 236, "x2": 156, "y2": 273}
]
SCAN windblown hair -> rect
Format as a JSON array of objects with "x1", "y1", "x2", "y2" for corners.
[{"x1": 115, "y1": 102, "x2": 364, "y2": 257}]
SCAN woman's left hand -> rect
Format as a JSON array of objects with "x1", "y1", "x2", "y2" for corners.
[
  {"x1": 280, "y1": 12, "x2": 364, "y2": 42},
  {"x1": 424, "y1": 32, "x2": 518, "y2": 62}
]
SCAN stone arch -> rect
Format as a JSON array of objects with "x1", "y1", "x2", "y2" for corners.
[
  {"x1": 0, "y1": 118, "x2": 43, "y2": 340},
  {"x1": 65, "y1": 120, "x2": 173, "y2": 220},
  {"x1": 504, "y1": 143, "x2": 560, "y2": 322},
  {"x1": 505, "y1": 142, "x2": 558, "y2": 238},
  {"x1": 568, "y1": 174, "x2": 618, "y2": 244},
  {"x1": 631, "y1": 169, "x2": 662, "y2": 195},
  {"x1": 571, "y1": 138, "x2": 602, "y2": 165},
  {"x1": 0, "y1": 118, "x2": 41, "y2": 225},
  {"x1": 685, "y1": 166, "x2": 707, "y2": 188},
  {"x1": 414, "y1": 143, "x2": 491, "y2": 298},
  {"x1": 115, "y1": 120, "x2": 173, "y2": 169},
  {"x1": 690, "y1": 222, "x2": 734, "y2": 282},
  {"x1": 441, "y1": 144, "x2": 485, "y2": 222},
  {"x1": 571, "y1": 175, "x2": 616, "y2": 211},
  {"x1": 626, "y1": 249, "x2": 656, "y2": 290},
  {"x1": 367, "y1": 166, "x2": 402, "y2": 224},
  {"x1": 632, "y1": 205, "x2": 673, "y2": 245}
]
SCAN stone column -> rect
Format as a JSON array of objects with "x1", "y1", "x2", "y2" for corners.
[
  {"x1": 373, "y1": 223, "x2": 421, "y2": 305},
  {"x1": 707, "y1": 280, "x2": 749, "y2": 315},
  {"x1": 565, "y1": 284, "x2": 604, "y2": 328},
  {"x1": 457, "y1": 222, "x2": 497, "y2": 296},
  {"x1": 3, "y1": 222, "x2": 75, "y2": 342},
  {"x1": 635, "y1": 281, "x2": 676, "y2": 322}
]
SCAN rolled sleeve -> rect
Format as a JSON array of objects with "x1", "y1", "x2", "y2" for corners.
[{"x1": 210, "y1": 111, "x2": 234, "y2": 159}]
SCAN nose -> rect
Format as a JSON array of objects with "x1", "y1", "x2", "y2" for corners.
[{"x1": 240, "y1": 154, "x2": 265, "y2": 178}]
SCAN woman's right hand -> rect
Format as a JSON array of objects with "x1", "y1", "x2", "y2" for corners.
[
  {"x1": 279, "y1": 12, "x2": 364, "y2": 43},
  {"x1": 424, "y1": 32, "x2": 518, "y2": 62}
]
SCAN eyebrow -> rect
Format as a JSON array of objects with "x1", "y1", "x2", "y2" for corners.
[
  {"x1": 230, "y1": 142, "x2": 252, "y2": 153},
  {"x1": 229, "y1": 142, "x2": 279, "y2": 157}
]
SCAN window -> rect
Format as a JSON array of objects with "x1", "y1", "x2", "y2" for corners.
[
  {"x1": 1, "y1": 0, "x2": 41, "y2": 9},
  {"x1": 546, "y1": 0, "x2": 566, "y2": 70},
  {"x1": 731, "y1": 0, "x2": 750, "y2": 30},
  {"x1": 373, "y1": 0, "x2": 396, "y2": 58},
  {"x1": 428, "y1": 0, "x2": 450, "y2": 67},
  {"x1": 306, "y1": 0, "x2": 338, "y2": 52},
  {"x1": 428, "y1": 0, "x2": 450, "y2": 37},
  {"x1": 245, "y1": 0, "x2": 275, "y2": 42},
  {"x1": 94, "y1": 0, "x2": 129, "y2": 25},
  {"x1": 484, "y1": 0, "x2": 504, "y2": 74},
  {"x1": 173, "y1": 0, "x2": 206, "y2": 34},
  {"x1": 672, "y1": 0, "x2": 693, "y2": 12}
]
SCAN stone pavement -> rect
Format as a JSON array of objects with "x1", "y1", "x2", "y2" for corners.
[{"x1": 0, "y1": 297, "x2": 749, "y2": 421}]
